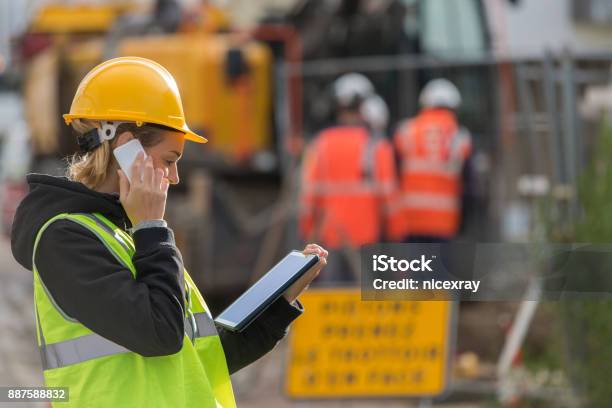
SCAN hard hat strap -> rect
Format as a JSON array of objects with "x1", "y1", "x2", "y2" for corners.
[
  {"x1": 77, "y1": 129, "x2": 102, "y2": 153},
  {"x1": 77, "y1": 121, "x2": 130, "y2": 153}
]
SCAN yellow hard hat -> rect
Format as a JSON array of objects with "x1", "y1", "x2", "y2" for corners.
[{"x1": 63, "y1": 56, "x2": 206, "y2": 143}]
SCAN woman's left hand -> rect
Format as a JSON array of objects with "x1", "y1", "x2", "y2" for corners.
[{"x1": 283, "y1": 243, "x2": 328, "y2": 304}]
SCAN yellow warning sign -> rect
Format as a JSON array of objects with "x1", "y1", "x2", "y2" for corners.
[{"x1": 286, "y1": 288, "x2": 454, "y2": 398}]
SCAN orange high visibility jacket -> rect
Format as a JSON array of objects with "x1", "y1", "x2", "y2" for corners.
[
  {"x1": 392, "y1": 108, "x2": 472, "y2": 238},
  {"x1": 299, "y1": 126, "x2": 398, "y2": 249}
]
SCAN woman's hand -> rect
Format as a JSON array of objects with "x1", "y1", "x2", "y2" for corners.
[
  {"x1": 118, "y1": 153, "x2": 170, "y2": 226},
  {"x1": 283, "y1": 243, "x2": 328, "y2": 304}
]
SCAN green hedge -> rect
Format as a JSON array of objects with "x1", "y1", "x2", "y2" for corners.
[{"x1": 557, "y1": 122, "x2": 612, "y2": 406}]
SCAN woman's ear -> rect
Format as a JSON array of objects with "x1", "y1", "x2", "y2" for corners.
[{"x1": 113, "y1": 131, "x2": 134, "y2": 149}]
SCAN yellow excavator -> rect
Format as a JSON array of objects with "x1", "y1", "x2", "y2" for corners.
[
  {"x1": 25, "y1": 1, "x2": 274, "y2": 168},
  {"x1": 21, "y1": 1, "x2": 307, "y2": 309},
  {"x1": 19, "y1": 0, "x2": 498, "y2": 311}
]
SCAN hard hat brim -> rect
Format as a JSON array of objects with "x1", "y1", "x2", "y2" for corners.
[{"x1": 63, "y1": 114, "x2": 208, "y2": 144}]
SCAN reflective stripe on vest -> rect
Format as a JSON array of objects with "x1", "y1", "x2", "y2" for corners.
[
  {"x1": 85, "y1": 213, "x2": 134, "y2": 254},
  {"x1": 303, "y1": 129, "x2": 392, "y2": 197},
  {"x1": 302, "y1": 180, "x2": 395, "y2": 195},
  {"x1": 396, "y1": 117, "x2": 470, "y2": 176},
  {"x1": 38, "y1": 311, "x2": 217, "y2": 370},
  {"x1": 31, "y1": 213, "x2": 135, "y2": 323},
  {"x1": 394, "y1": 112, "x2": 469, "y2": 238},
  {"x1": 361, "y1": 135, "x2": 382, "y2": 183},
  {"x1": 34, "y1": 214, "x2": 220, "y2": 368},
  {"x1": 32, "y1": 212, "x2": 236, "y2": 407},
  {"x1": 392, "y1": 192, "x2": 459, "y2": 212},
  {"x1": 401, "y1": 158, "x2": 462, "y2": 177}
]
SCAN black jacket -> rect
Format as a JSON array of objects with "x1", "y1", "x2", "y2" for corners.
[{"x1": 11, "y1": 174, "x2": 302, "y2": 374}]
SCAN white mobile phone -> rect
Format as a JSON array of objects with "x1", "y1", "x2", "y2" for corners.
[{"x1": 113, "y1": 139, "x2": 146, "y2": 183}]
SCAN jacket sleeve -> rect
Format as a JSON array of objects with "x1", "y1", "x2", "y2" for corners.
[
  {"x1": 34, "y1": 219, "x2": 186, "y2": 357},
  {"x1": 217, "y1": 296, "x2": 303, "y2": 374}
]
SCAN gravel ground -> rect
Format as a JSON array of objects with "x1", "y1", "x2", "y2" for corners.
[{"x1": 0, "y1": 236, "x2": 46, "y2": 408}]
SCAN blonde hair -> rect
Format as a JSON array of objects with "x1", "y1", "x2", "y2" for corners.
[{"x1": 67, "y1": 119, "x2": 165, "y2": 190}]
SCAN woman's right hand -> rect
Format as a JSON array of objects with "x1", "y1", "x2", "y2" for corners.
[{"x1": 118, "y1": 152, "x2": 170, "y2": 226}]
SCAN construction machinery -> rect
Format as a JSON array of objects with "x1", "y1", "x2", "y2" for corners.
[{"x1": 14, "y1": 0, "x2": 499, "y2": 310}]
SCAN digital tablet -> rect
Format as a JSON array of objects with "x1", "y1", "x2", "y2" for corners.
[{"x1": 214, "y1": 250, "x2": 319, "y2": 332}]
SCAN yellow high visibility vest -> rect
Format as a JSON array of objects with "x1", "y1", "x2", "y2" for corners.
[{"x1": 33, "y1": 212, "x2": 236, "y2": 407}]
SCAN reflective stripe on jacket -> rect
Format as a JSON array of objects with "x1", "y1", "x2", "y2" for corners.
[
  {"x1": 33, "y1": 212, "x2": 236, "y2": 408},
  {"x1": 393, "y1": 109, "x2": 471, "y2": 238},
  {"x1": 299, "y1": 126, "x2": 398, "y2": 248}
]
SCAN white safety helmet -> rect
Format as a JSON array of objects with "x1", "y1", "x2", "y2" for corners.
[
  {"x1": 333, "y1": 73, "x2": 374, "y2": 109},
  {"x1": 360, "y1": 94, "x2": 389, "y2": 132},
  {"x1": 419, "y1": 78, "x2": 462, "y2": 109}
]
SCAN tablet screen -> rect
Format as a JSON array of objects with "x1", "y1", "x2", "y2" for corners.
[{"x1": 215, "y1": 251, "x2": 317, "y2": 330}]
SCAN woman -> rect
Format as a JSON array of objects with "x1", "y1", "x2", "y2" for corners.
[{"x1": 10, "y1": 57, "x2": 327, "y2": 407}]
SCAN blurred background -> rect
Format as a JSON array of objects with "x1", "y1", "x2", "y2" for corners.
[{"x1": 3, "y1": 0, "x2": 612, "y2": 406}]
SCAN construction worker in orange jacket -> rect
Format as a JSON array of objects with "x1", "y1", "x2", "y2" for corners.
[
  {"x1": 392, "y1": 78, "x2": 472, "y2": 243},
  {"x1": 299, "y1": 74, "x2": 397, "y2": 282}
]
